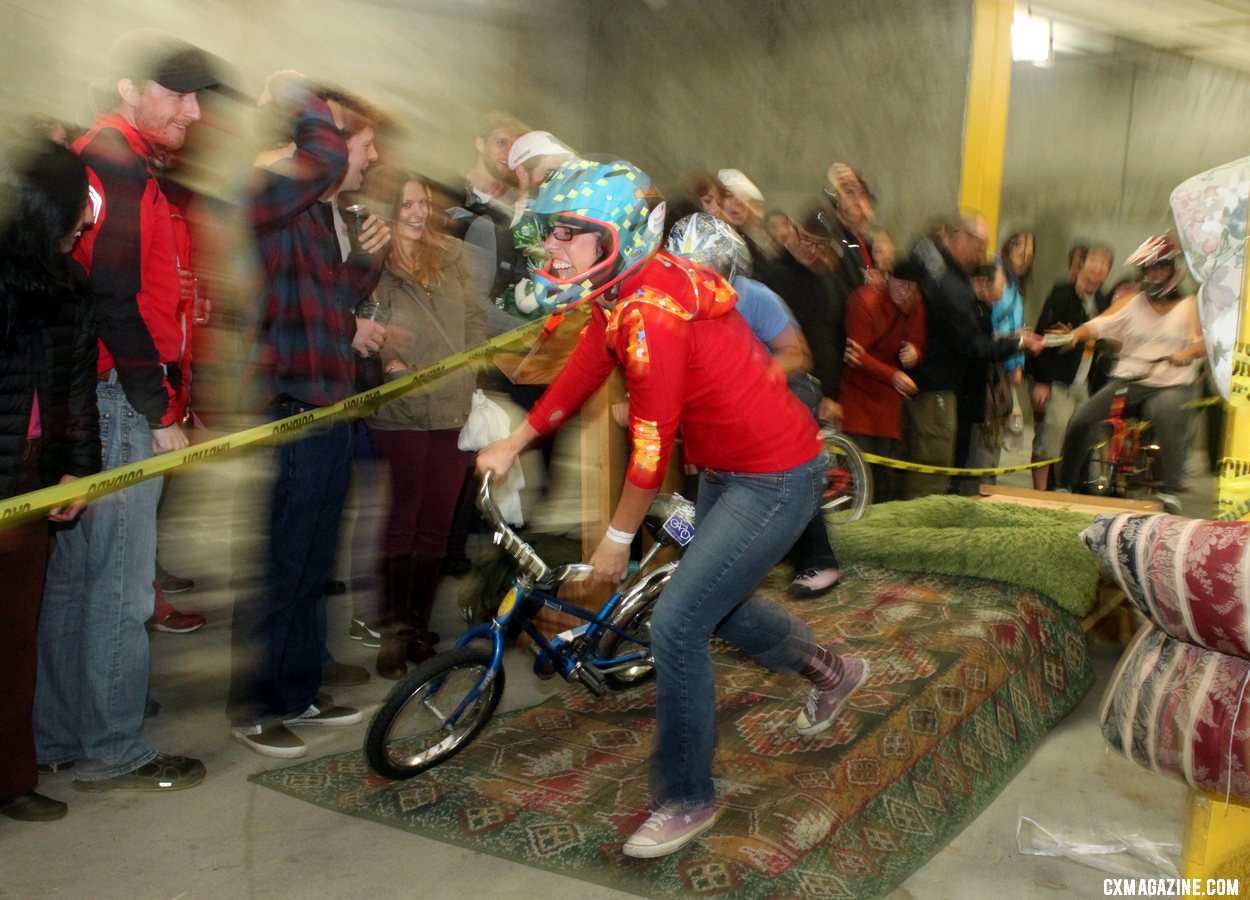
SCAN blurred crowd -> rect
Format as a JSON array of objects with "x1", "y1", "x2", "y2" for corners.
[{"x1": 0, "y1": 28, "x2": 1211, "y2": 822}]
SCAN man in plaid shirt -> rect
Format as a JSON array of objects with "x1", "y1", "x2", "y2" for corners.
[{"x1": 230, "y1": 74, "x2": 390, "y2": 758}]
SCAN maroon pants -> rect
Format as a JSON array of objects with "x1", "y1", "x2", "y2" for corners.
[
  {"x1": 0, "y1": 449, "x2": 51, "y2": 801},
  {"x1": 368, "y1": 427, "x2": 471, "y2": 560}
]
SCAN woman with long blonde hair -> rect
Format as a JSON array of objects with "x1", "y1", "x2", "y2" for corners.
[{"x1": 364, "y1": 170, "x2": 485, "y2": 678}]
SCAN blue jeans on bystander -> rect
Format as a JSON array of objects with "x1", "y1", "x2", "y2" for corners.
[
  {"x1": 35, "y1": 382, "x2": 162, "y2": 780},
  {"x1": 228, "y1": 398, "x2": 353, "y2": 726}
]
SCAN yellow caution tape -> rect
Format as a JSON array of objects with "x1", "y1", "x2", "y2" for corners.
[
  {"x1": 0, "y1": 317, "x2": 550, "y2": 527},
  {"x1": 857, "y1": 451, "x2": 1060, "y2": 476},
  {"x1": 1217, "y1": 497, "x2": 1250, "y2": 522}
]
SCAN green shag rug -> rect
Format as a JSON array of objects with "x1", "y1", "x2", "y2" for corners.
[{"x1": 829, "y1": 496, "x2": 1101, "y2": 617}]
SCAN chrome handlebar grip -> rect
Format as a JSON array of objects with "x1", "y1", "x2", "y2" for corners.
[{"x1": 479, "y1": 472, "x2": 550, "y2": 582}]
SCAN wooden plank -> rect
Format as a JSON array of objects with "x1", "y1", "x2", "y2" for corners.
[{"x1": 979, "y1": 484, "x2": 1163, "y2": 515}]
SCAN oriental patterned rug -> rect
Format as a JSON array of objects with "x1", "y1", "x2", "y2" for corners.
[{"x1": 250, "y1": 565, "x2": 1093, "y2": 899}]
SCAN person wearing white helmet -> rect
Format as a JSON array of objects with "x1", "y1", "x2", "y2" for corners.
[
  {"x1": 664, "y1": 212, "x2": 809, "y2": 375},
  {"x1": 1053, "y1": 234, "x2": 1206, "y2": 513}
]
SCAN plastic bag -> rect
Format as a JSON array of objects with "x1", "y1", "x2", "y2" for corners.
[
  {"x1": 458, "y1": 390, "x2": 510, "y2": 451},
  {"x1": 1016, "y1": 816, "x2": 1180, "y2": 878},
  {"x1": 458, "y1": 390, "x2": 525, "y2": 525}
]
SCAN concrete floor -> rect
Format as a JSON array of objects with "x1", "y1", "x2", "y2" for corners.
[{"x1": 0, "y1": 426, "x2": 1218, "y2": 900}]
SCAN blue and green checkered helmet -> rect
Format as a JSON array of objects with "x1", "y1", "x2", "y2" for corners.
[{"x1": 529, "y1": 158, "x2": 665, "y2": 311}]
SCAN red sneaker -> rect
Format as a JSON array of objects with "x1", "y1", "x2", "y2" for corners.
[{"x1": 149, "y1": 581, "x2": 206, "y2": 634}]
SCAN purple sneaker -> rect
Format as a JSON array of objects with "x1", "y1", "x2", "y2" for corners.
[
  {"x1": 622, "y1": 802, "x2": 719, "y2": 858},
  {"x1": 795, "y1": 656, "x2": 869, "y2": 737}
]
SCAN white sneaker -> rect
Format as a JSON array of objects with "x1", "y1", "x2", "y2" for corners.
[
  {"x1": 282, "y1": 703, "x2": 363, "y2": 727},
  {"x1": 1155, "y1": 493, "x2": 1182, "y2": 515},
  {"x1": 231, "y1": 724, "x2": 307, "y2": 758}
]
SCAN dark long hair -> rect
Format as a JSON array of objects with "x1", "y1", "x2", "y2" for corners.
[{"x1": 0, "y1": 139, "x2": 87, "y2": 346}]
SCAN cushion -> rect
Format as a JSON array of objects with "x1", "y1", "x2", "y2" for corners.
[
  {"x1": 1101, "y1": 624, "x2": 1250, "y2": 802},
  {"x1": 1081, "y1": 513, "x2": 1250, "y2": 658},
  {"x1": 830, "y1": 496, "x2": 1102, "y2": 616}
]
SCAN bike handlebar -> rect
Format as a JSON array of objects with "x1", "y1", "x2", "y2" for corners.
[
  {"x1": 477, "y1": 471, "x2": 551, "y2": 583},
  {"x1": 1112, "y1": 355, "x2": 1172, "y2": 383}
]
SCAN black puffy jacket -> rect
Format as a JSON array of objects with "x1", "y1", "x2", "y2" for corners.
[{"x1": 0, "y1": 276, "x2": 100, "y2": 501}]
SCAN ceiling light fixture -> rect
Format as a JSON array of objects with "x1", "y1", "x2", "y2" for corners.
[{"x1": 1012, "y1": 8, "x2": 1053, "y2": 66}]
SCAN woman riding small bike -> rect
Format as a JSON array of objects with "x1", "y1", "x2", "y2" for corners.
[
  {"x1": 475, "y1": 159, "x2": 869, "y2": 859},
  {"x1": 1055, "y1": 235, "x2": 1206, "y2": 513}
]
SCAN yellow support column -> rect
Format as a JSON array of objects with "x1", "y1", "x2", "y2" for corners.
[
  {"x1": 959, "y1": 0, "x2": 1015, "y2": 244},
  {"x1": 1216, "y1": 260, "x2": 1250, "y2": 521}
]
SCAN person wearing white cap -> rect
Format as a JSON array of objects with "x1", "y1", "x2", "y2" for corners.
[
  {"x1": 716, "y1": 167, "x2": 770, "y2": 264},
  {"x1": 495, "y1": 131, "x2": 579, "y2": 319},
  {"x1": 508, "y1": 130, "x2": 576, "y2": 200}
]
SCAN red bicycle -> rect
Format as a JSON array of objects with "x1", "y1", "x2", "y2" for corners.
[{"x1": 1079, "y1": 357, "x2": 1167, "y2": 500}]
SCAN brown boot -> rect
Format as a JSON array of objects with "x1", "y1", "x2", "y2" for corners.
[
  {"x1": 405, "y1": 556, "x2": 445, "y2": 649},
  {"x1": 380, "y1": 556, "x2": 413, "y2": 624},
  {"x1": 405, "y1": 632, "x2": 436, "y2": 666},
  {"x1": 377, "y1": 626, "x2": 415, "y2": 680}
]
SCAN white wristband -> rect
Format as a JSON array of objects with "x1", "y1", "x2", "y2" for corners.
[{"x1": 605, "y1": 526, "x2": 635, "y2": 545}]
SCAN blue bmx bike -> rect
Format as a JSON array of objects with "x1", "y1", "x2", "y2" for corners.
[
  {"x1": 364, "y1": 472, "x2": 693, "y2": 780},
  {"x1": 364, "y1": 429, "x2": 870, "y2": 781}
]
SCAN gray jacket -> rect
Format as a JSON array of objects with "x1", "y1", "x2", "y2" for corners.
[{"x1": 366, "y1": 245, "x2": 486, "y2": 432}]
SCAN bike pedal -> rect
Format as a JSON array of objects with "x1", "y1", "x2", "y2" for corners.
[{"x1": 572, "y1": 664, "x2": 607, "y2": 697}]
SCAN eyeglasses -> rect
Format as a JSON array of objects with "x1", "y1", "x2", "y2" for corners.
[{"x1": 548, "y1": 223, "x2": 590, "y2": 242}]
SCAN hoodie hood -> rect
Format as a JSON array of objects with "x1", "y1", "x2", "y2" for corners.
[{"x1": 613, "y1": 249, "x2": 738, "y2": 323}]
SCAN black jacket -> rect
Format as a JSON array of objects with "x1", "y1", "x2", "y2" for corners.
[
  {"x1": 759, "y1": 250, "x2": 846, "y2": 401},
  {"x1": 1026, "y1": 281, "x2": 1110, "y2": 389},
  {"x1": 0, "y1": 274, "x2": 100, "y2": 500},
  {"x1": 829, "y1": 217, "x2": 873, "y2": 295},
  {"x1": 910, "y1": 239, "x2": 1018, "y2": 394}
]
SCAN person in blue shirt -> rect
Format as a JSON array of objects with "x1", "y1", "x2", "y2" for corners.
[{"x1": 667, "y1": 213, "x2": 844, "y2": 599}]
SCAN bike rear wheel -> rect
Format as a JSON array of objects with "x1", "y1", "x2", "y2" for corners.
[
  {"x1": 823, "y1": 431, "x2": 871, "y2": 525},
  {"x1": 1080, "y1": 423, "x2": 1116, "y2": 497},
  {"x1": 600, "y1": 602, "x2": 656, "y2": 691},
  {"x1": 593, "y1": 564, "x2": 672, "y2": 691},
  {"x1": 364, "y1": 647, "x2": 504, "y2": 780}
]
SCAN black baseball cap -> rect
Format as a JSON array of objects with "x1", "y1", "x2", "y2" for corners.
[
  {"x1": 891, "y1": 260, "x2": 926, "y2": 284},
  {"x1": 111, "y1": 30, "x2": 219, "y2": 93}
]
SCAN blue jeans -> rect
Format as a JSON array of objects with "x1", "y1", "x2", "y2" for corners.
[
  {"x1": 35, "y1": 382, "x2": 161, "y2": 779},
  {"x1": 228, "y1": 399, "x2": 353, "y2": 725},
  {"x1": 648, "y1": 452, "x2": 827, "y2": 809}
]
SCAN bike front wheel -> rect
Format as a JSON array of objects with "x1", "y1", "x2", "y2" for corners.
[
  {"x1": 364, "y1": 647, "x2": 504, "y2": 780},
  {"x1": 823, "y1": 431, "x2": 872, "y2": 525}
]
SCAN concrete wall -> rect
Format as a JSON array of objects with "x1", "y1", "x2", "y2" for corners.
[
  {"x1": 1, "y1": 0, "x2": 973, "y2": 241},
  {"x1": 0, "y1": 0, "x2": 591, "y2": 185},
  {"x1": 582, "y1": 0, "x2": 974, "y2": 245},
  {"x1": 1001, "y1": 48, "x2": 1250, "y2": 322}
]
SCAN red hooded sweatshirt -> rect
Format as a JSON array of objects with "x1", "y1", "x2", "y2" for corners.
[{"x1": 528, "y1": 250, "x2": 821, "y2": 490}]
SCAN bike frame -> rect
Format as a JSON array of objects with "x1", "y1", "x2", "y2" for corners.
[
  {"x1": 1091, "y1": 358, "x2": 1168, "y2": 493},
  {"x1": 454, "y1": 577, "x2": 652, "y2": 679},
  {"x1": 435, "y1": 558, "x2": 661, "y2": 733}
]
